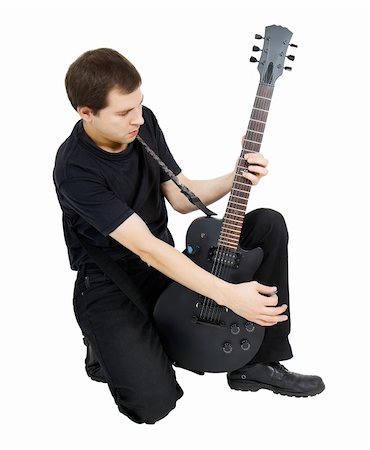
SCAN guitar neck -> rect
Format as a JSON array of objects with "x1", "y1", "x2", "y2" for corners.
[{"x1": 218, "y1": 83, "x2": 274, "y2": 250}]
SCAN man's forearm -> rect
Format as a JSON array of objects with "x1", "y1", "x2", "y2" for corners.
[
  {"x1": 140, "y1": 235, "x2": 231, "y2": 306},
  {"x1": 110, "y1": 214, "x2": 231, "y2": 307},
  {"x1": 184, "y1": 170, "x2": 234, "y2": 212}
]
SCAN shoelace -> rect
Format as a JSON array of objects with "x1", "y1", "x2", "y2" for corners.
[
  {"x1": 270, "y1": 362, "x2": 294, "y2": 376},
  {"x1": 270, "y1": 362, "x2": 289, "y2": 372}
]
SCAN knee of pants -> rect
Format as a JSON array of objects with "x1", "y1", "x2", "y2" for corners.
[
  {"x1": 110, "y1": 381, "x2": 184, "y2": 425},
  {"x1": 247, "y1": 208, "x2": 288, "y2": 242}
]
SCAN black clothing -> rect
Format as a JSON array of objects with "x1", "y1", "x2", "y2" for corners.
[
  {"x1": 74, "y1": 252, "x2": 184, "y2": 424},
  {"x1": 53, "y1": 108, "x2": 293, "y2": 424},
  {"x1": 74, "y1": 208, "x2": 292, "y2": 424},
  {"x1": 53, "y1": 106, "x2": 181, "y2": 270}
]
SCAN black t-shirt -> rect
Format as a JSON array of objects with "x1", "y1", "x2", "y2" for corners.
[{"x1": 53, "y1": 106, "x2": 181, "y2": 270}]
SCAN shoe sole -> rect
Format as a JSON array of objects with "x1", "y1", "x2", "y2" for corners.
[{"x1": 227, "y1": 378, "x2": 325, "y2": 397}]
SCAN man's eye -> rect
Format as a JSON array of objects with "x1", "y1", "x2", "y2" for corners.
[{"x1": 118, "y1": 112, "x2": 128, "y2": 116}]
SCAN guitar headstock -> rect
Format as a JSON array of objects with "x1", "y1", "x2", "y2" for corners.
[{"x1": 250, "y1": 25, "x2": 296, "y2": 85}]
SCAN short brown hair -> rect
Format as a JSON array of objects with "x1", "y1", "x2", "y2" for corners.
[{"x1": 65, "y1": 48, "x2": 141, "y2": 114}]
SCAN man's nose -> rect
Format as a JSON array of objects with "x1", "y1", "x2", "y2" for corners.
[{"x1": 131, "y1": 108, "x2": 144, "y2": 126}]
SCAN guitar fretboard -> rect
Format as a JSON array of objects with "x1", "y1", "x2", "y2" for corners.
[{"x1": 216, "y1": 83, "x2": 274, "y2": 251}]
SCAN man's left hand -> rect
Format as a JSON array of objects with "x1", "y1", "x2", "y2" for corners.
[
  {"x1": 234, "y1": 142, "x2": 269, "y2": 185},
  {"x1": 242, "y1": 152, "x2": 269, "y2": 185}
]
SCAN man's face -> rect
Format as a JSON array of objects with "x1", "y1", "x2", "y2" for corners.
[{"x1": 80, "y1": 87, "x2": 144, "y2": 152}]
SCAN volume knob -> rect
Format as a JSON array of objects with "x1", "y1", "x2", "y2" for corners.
[
  {"x1": 245, "y1": 321, "x2": 255, "y2": 332},
  {"x1": 230, "y1": 323, "x2": 240, "y2": 335},
  {"x1": 240, "y1": 339, "x2": 251, "y2": 351},
  {"x1": 223, "y1": 342, "x2": 233, "y2": 354}
]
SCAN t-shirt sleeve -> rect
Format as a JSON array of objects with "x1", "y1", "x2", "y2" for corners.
[{"x1": 59, "y1": 177, "x2": 134, "y2": 236}]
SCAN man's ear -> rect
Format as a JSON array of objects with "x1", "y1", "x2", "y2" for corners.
[{"x1": 77, "y1": 106, "x2": 94, "y2": 122}]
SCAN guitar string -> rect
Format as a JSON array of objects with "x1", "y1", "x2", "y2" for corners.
[
  {"x1": 200, "y1": 158, "x2": 251, "y2": 321},
  {"x1": 214, "y1": 182, "x2": 250, "y2": 322},
  {"x1": 200, "y1": 155, "x2": 250, "y2": 321},
  {"x1": 200, "y1": 147, "x2": 260, "y2": 322},
  {"x1": 201, "y1": 148, "x2": 259, "y2": 322},
  {"x1": 200, "y1": 83, "x2": 273, "y2": 322}
]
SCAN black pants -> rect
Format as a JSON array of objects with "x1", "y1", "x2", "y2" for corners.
[{"x1": 73, "y1": 208, "x2": 293, "y2": 424}]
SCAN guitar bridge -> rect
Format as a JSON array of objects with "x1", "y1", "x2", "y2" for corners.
[{"x1": 191, "y1": 315, "x2": 226, "y2": 328}]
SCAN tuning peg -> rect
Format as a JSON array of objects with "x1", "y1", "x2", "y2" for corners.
[
  {"x1": 255, "y1": 34, "x2": 263, "y2": 40},
  {"x1": 284, "y1": 66, "x2": 292, "y2": 71},
  {"x1": 286, "y1": 55, "x2": 295, "y2": 61},
  {"x1": 250, "y1": 56, "x2": 259, "y2": 63},
  {"x1": 252, "y1": 45, "x2": 261, "y2": 52},
  {"x1": 290, "y1": 43, "x2": 298, "y2": 48}
]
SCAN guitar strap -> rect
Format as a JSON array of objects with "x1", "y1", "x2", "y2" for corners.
[
  {"x1": 74, "y1": 135, "x2": 216, "y2": 318},
  {"x1": 137, "y1": 135, "x2": 216, "y2": 217}
]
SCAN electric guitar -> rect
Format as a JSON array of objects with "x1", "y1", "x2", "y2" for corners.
[{"x1": 153, "y1": 25, "x2": 296, "y2": 373}]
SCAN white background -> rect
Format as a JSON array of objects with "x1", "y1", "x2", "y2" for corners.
[{"x1": 1, "y1": 0, "x2": 369, "y2": 449}]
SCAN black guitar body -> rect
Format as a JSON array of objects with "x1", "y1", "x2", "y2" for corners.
[
  {"x1": 153, "y1": 216, "x2": 265, "y2": 373},
  {"x1": 154, "y1": 25, "x2": 294, "y2": 373}
]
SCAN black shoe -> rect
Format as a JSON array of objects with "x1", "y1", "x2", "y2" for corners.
[
  {"x1": 227, "y1": 362, "x2": 325, "y2": 397},
  {"x1": 83, "y1": 337, "x2": 107, "y2": 383}
]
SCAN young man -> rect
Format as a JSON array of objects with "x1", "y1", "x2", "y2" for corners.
[{"x1": 53, "y1": 48, "x2": 324, "y2": 424}]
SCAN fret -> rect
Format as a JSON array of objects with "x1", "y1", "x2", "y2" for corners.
[
  {"x1": 222, "y1": 229, "x2": 243, "y2": 238},
  {"x1": 234, "y1": 174, "x2": 253, "y2": 183},
  {"x1": 227, "y1": 205, "x2": 245, "y2": 213},
  {"x1": 251, "y1": 110, "x2": 268, "y2": 122},
  {"x1": 236, "y1": 165, "x2": 249, "y2": 172},
  {"x1": 216, "y1": 246, "x2": 238, "y2": 254},
  {"x1": 232, "y1": 187, "x2": 250, "y2": 194},
  {"x1": 235, "y1": 164, "x2": 251, "y2": 172},
  {"x1": 227, "y1": 206, "x2": 245, "y2": 213},
  {"x1": 242, "y1": 141, "x2": 261, "y2": 152},
  {"x1": 233, "y1": 174, "x2": 251, "y2": 184},
  {"x1": 224, "y1": 211, "x2": 244, "y2": 220},
  {"x1": 247, "y1": 129, "x2": 263, "y2": 135},
  {"x1": 222, "y1": 224, "x2": 242, "y2": 232},
  {"x1": 244, "y1": 139, "x2": 261, "y2": 144},
  {"x1": 219, "y1": 235, "x2": 240, "y2": 244},
  {"x1": 223, "y1": 219, "x2": 244, "y2": 228},
  {"x1": 247, "y1": 122, "x2": 266, "y2": 133},
  {"x1": 229, "y1": 195, "x2": 248, "y2": 202},
  {"x1": 245, "y1": 131, "x2": 263, "y2": 142},
  {"x1": 218, "y1": 243, "x2": 238, "y2": 250},
  {"x1": 233, "y1": 177, "x2": 252, "y2": 184},
  {"x1": 252, "y1": 107, "x2": 269, "y2": 113},
  {"x1": 254, "y1": 98, "x2": 271, "y2": 110},
  {"x1": 256, "y1": 95, "x2": 272, "y2": 101},
  {"x1": 233, "y1": 182, "x2": 249, "y2": 191},
  {"x1": 248, "y1": 120, "x2": 266, "y2": 132},
  {"x1": 219, "y1": 236, "x2": 240, "y2": 246},
  {"x1": 258, "y1": 84, "x2": 274, "y2": 97},
  {"x1": 229, "y1": 194, "x2": 249, "y2": 201}
]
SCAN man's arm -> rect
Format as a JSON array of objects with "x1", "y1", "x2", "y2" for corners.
[
  {"x1": 161, "y1": 171, "x2": 234, "y2": 214},
  {"x1": 161, "y1": 152, "x2": 269, "y2": 214},
  {"x1": 109, "y1": 213, "x2": 288, "y2": 327}
]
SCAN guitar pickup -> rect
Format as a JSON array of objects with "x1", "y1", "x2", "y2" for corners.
[{"x1": 207, "y1": 247, "x2": 241, "y2": 269}]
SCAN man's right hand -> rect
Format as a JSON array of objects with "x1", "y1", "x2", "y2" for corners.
[{"x1": 220, "y1": 281, "x2": 288, "y2": 327}]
